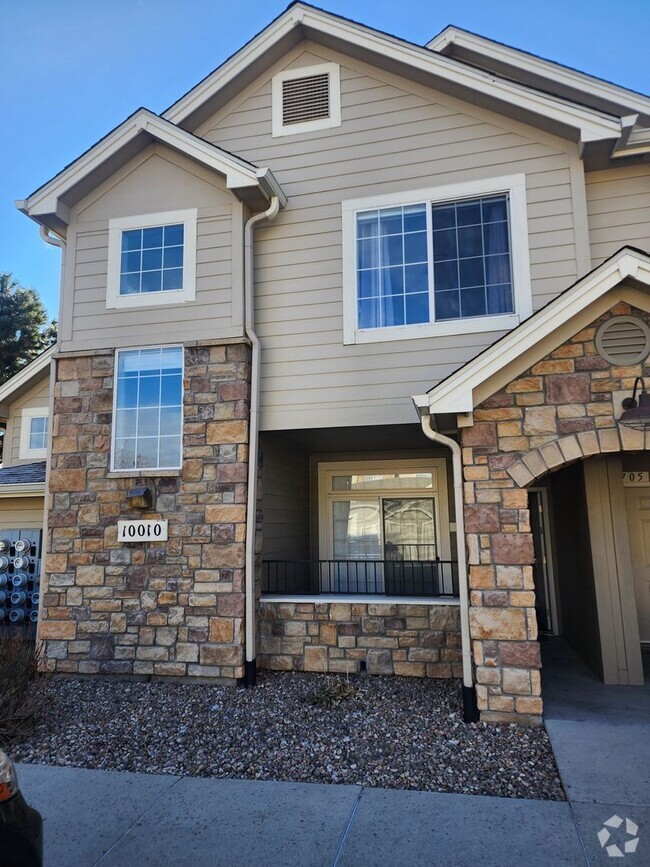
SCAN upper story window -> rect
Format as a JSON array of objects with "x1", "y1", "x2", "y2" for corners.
[
  {"x1": 111, "y1": 346, "x2": 183, "y2": 472},
  {"x1": 272, "y1": 63, "x2": 341, "y2": 137},
  {"x1": 342, "y1": 175, "x2": 532, "y2": 345},
  {"x1": 106, "y1": 209, "x2": 197, "y2": 310},
  {"x1": 19, "y1": 408, "x2": 49, "y2": 460}
]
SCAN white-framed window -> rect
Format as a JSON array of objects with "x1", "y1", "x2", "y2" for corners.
[
  {"x1": 342, "y1": 174, "x2": 532, "y2": 344},
  {"x1": 317, "y1": 459, "x2": 453, "y2": 595},
  {"x1": 106, "y1": 209, "x2": 197, "y2": 309},
  {"x1": 111, "y1": 346, "x2": 184, "y2": 472},
  {"x1": 272, "y1": 62, "x2": 341, "y2": 137},
  {"x1": 19, "y1": 408, "x2": 49, "y2": 460}
]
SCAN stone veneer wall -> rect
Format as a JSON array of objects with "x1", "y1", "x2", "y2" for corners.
[
  {"x1": 462, "y1": 302, "x2": 650, "y2": 724},
  {"x1": 258, "y1": 601, "x2": 461, "y2": 676},
  {"x1": 39, "y1": 341, "x2": 251, "y2": 681}
]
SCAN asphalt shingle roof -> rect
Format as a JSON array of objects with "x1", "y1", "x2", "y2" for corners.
[{"x1": 0, "y1": 461, "x2": 46, "y2": 486}]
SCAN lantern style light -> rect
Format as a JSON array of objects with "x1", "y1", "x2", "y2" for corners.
[{"x1": 619, "y1": 377, "x2": 650, "y2": 430}]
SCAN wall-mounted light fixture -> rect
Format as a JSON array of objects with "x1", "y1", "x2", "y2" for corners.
[
  {"x1": 619, "y1": 377, "x2": 650, "y2": 430},
  {"x1": 126, "y1": 486, "x2": 153, "y2": 509}
]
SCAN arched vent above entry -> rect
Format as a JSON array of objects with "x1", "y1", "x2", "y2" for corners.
[{"x1": 595, "y1": 316, "x2": 650, "y2": 365}]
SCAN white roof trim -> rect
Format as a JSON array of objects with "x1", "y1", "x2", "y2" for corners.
[
  {"x1": 415, "y1": 248, "x2": 650, "y2": 417},
  {"x1": 0, "y1": 484, "x2": 45, "y2": 498},
  {"x1": 427, "y1": 26, "x2": 650, "y2": 120},
  {"x1": 163, "y1": 4, "x2": 620, "y2": 144},
  {"x1": 19, "y1": 109, "x2": 285, "y2": 222},
  {"x1": 0, "y1": 346, "x2": 54, "y2": 407}
]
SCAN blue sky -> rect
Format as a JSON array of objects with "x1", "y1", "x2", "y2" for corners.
[{"x1": 1, "y1": 0, "x2": 648, "y2": 321}]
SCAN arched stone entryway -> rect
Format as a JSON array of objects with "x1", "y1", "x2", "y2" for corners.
[{"x1": 461, "y1": 302, "x2": 650, "y2": 724}]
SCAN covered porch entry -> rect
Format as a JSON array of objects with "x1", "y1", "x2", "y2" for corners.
[
  {"x1": 257, "y1": 423, "x2": 463, "y2": 676},
  {"x1": 528, "y1": 455, "x2": 647, "y2": 687}
]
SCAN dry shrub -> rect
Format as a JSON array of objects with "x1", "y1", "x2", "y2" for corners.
[
  {"x1": 0, "y1": 628, "x2": 51, "y2": 746},
  {"x1": 311, "y1": 676, "x2": 362, "y2": 709}
]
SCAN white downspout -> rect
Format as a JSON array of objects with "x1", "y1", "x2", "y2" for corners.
[
  {"x1": 38, "y1": 225, "x2": 65, "y2": 649},
  {"x1": 419, "y1": 410, "x2": 478, "y2": 722},
  {"x1": 243, "y1": 196, "x2": 280, "y2": 686}
]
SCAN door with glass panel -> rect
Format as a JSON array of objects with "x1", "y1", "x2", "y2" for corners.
[{"x1": 322, "y1": 463, "x2": 447, "y2": 595}]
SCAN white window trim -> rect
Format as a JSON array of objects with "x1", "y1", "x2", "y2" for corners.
[
  {"x1": 272, "y1": 62, "x2": 341, "y2": 138},
  {"x1": 317, "y1": 458, "x2": 451, "y2": 565},
  {"x1": 341, "y1": 174, "x2": 532, "y2": 345},
  {"x1": 110, "y1": 344, "x2": 184, "y2": 474},
  {"x1": 106, "y1": 209, "x2": 197, "y2": 310},
  {"x1": 19, "y1": 407, "x2": 49, "y2": 460}
]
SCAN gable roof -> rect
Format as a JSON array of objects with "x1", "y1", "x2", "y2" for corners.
[
  {"x1": 0, "y1": 346, "x2": 54, "y2": 420},
  {"x1": 163, "y1": 2, "x2": 623, "y2": 151},
  {"x1": 413, "y1": 247, "x2": 650, "y2": 420},
  {"x1": 427, "y1": 26, "x2": 650, "y2": 160},
  {"x1": 427, "y1": 26, "x2": 650, "y2": 126},
  {"x1": 16, "y1": 109, "x2": 286, "y2": 236}
]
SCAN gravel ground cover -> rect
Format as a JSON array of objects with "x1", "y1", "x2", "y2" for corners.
[{"x1": 11, "y1": 672, "x2": 564, "y2": 800}]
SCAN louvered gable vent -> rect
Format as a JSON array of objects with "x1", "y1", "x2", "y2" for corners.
[
  {"x1": 282, "y1": 72, "x2": 330, "y2": 126},
  {"x1": 595, "y1": 316, "x2": 650, "y2": 365}
]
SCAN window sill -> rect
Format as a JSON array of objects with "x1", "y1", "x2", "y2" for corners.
[
  {"x1": 347, "y1": 313, "x2": 521, "y2": 345},
  {"x1": 106, "y1": 469, "x2": 181, "y2": 479}
]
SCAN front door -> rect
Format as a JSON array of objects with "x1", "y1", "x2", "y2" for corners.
[
  {"x1": 529, "y1": 488, "x2": 556, "y2": 634},
  {"x1": 625, "y1": 489, "x2": 650, "y2": 643}
]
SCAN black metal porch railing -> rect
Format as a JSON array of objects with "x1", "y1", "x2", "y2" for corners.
[{"x1": 262, "y1": 558, "x2": 459, "y2": 598}]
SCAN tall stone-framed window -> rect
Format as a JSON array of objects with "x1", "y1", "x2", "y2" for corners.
[{"x1": 111, "y1": 345, "x2": 183, "y2": 471}]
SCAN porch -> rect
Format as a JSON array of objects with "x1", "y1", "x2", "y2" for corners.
[{"x1": 257, "y1": 424, "x2": 463, "y2": 676}]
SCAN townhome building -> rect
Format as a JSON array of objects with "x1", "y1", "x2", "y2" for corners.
[{"x1": 14, "y1": 3, "x2": 650, "y2": 724}]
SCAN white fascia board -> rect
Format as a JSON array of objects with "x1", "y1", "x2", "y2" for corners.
[
  {"x1": 20, "y1": 110, "x2": 281, "y2": 221},
  {"x1": 163, "y1": 4, "x2": 620, "y2": 144},
  {"x1": 427, "y1": 27, "x2": 650, "y2": 121},
  {"x1": 0, "y1": 484, "x2": 45, "y2": 499},
  {"x1": 0, "y1": 347, "x2": 54, "y2": 406},
  {"x1": 425, "y1": 249, "x2": 650, "y2": 416}
]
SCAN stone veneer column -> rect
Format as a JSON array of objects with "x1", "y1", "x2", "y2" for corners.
[
  {"x1": 39, "y1": 341, "x2": 251, "y2": 681},
  {"x1": 461, "y1": 301, "x2": 650, "y2": 725}
]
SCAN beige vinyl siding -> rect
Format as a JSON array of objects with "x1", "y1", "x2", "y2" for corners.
[
  {"x1": 261, "y1": 436, "x2": 310, "y2": 560},
  {"x1": 585, "y1": 165, "x2": 650, "y2": 267},
  {"x1": 200, "y1": 43, "x2": 582, "y2": 430},
  {"x1": 61, "y1": 145, "x2": 243, "y2": 353},
  {"x1": 4, "y1": 376, "x2": 49, "y2": 467},
  {"x1": 0, "y1": 497, "x2": 45, "y2": 530}
]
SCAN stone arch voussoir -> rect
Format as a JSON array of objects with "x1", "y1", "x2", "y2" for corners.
[{"x1": 507, "y1": 425, "x2": 646, "y2": 488}]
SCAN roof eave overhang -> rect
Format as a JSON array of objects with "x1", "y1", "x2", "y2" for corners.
[
  {"x1": 0, "y1": 483, "x2": 45, "y2": 498},
  {"x1": 163, "y1": 3, "x2": 621, "y2": 148},
  {"x1": 17, "y1": 110, "x2": 286, "y2": 232},
  {"x1": 427, "y1": 26, "x2": 650, "y2": 128},
  {"x1": 414, "y1": 248, "x2": 650, "y2": 421},
  {"x1": 0, "y1": 346, "x2": 54, "y2": 408}
]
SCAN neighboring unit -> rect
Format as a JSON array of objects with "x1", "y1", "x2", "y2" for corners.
[
  {"x1": 0, "y1": 348, "x2": 53, "y2": 628},
  {"x1": 16, "y1": 3, "x2": 650, "y2": 723}
]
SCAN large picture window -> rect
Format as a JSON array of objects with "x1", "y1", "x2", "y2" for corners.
[
  {"x1": 342, "y1": 175, "x2": 531, "y2": 344},
  {"x1": 112, "y1": 346, "x2": 183, "y2": 472}
]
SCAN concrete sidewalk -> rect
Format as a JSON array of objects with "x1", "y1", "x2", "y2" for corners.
[{"x1": 19, "y1": 763, "x2": 587, "y2": 867}]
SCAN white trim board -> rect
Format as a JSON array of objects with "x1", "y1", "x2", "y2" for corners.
[
  {"x1": 162, "y1": 3, "x2": 621, "y2": 146},
  {"x1": 0, "y1": 347, "x2": 54, "y2": 408},
  {"x1": 427, "y1": 26, "x2": 650, "y2": 123},
  {"x1": 341, "y1": 173, "x2": 532, "y2": 346},
  {"x1": 413, "y1": 247, "x2": 650, "y2": 417},
  {"x1": 17, "y1": 109, "x2": 286, "y2": 226}
]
